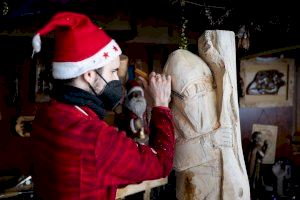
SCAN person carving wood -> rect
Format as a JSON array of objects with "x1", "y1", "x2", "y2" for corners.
[{"x1": 30, "y1": 11, "x2": 174, "y2": 200}]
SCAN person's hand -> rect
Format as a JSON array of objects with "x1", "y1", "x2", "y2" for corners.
[
  {"x1": 139, "y1": 72, "x2": 171, "y2": 108},
  {"x1": 15, "y1": 116, "x2": 35, "y2": 137},
  {"x1": 212, "y1": 127, "x2": 232, "y2": 148},
  {"x1": 137, "y1": 76, "x2": 153, "y2": 108}
]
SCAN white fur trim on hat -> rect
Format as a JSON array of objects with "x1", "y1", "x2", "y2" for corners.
[
  {"x1": 127, "y1": 86, "x2": 144, "y2": 97},
  {"x1": 32, "y1": 34, "x2": 41, "y2": 58},
  {"x1": 52, "y1": 40, "x2": 121, "y2": 79}
]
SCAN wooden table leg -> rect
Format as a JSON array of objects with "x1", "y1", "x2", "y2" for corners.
[{"x1": 143, "y1": 189, "x2": 151, "y2": 200}]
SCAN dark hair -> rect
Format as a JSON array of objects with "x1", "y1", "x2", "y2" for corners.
[
  {"x1": 251, "y1": 131, "x2": 262, "y2": 141},
  {"x1": 49, "y1": 77, "x2": 75, "y2": 98},
  {"x1": 95, "y1": 67, "x2": 103, "y2": 75},
  {"x1": 51, "y1": 68, "x2": 103, "y2": 93},
  {"x1": 52, "y1": 78, "x2": 76, "y2": 88}
]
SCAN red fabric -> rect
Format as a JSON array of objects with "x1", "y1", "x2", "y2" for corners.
[
  {"x1": 31, "y1": 100, "x2": 174, "y2": 200},
  {"x1": 125, "y1": 80, "x2": 141, "y2": 92},
  {"x1": 276, "y1": 143, "x2": 294, "y2": 160},
  {"x1": 37, "y1": 12, "x2": 112, "y2": 62}
]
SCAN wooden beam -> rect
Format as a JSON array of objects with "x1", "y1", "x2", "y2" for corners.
[{"x1": 240, "y1": 45, "x2": 300, "y2": 60}]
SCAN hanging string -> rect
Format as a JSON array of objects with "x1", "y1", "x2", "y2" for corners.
[
  {"x1": 256, "y1": 109, "x2": 273, "y2": 125},
  {"x1": 171, "y1": 0, "x2": 232, "y2": 31},
  {"x1": 185, "y1": 1, "x2": 226, "y2": 9}
]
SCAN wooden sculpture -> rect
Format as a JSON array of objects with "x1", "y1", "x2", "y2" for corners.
[
  {"x1": 163, "y1": 30, "x2": 250, "y2": 200},
  {"x1": 198, "y1": 30, "x2": 249, "y2": 200}
]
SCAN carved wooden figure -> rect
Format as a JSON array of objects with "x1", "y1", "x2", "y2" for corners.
[
  {"x1": 198, "y1": 30, "x2": 249, "y2": 200},
  {"x1": 163, "y1": 30, "x2": 250, "y2": 200}
]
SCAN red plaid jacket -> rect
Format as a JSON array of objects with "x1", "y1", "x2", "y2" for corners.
[{"x1": 31, "y1": 100, "x2": 174, "y2": 200}]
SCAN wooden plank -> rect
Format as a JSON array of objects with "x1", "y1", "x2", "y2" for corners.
[
  {"x1": 240, "y1": 45, "x2": 300, "y2": 60},
  {"x1": 116, "y1": 177, "x2": 168, "y2": 199}
]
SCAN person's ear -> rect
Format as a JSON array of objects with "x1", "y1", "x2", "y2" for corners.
[{"x1": 82, "y1": 70, "x2": 96, "y2": 85}]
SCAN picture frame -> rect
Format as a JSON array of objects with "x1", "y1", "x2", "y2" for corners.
[
  {"x1": 252, "y1": 124, "x2": 278, "y2": 164},
  {"x1": 240, "y1": 57, "x2": 295, "y2": 107}
]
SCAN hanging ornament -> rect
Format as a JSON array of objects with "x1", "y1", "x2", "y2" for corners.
[
  {"x1": 241, "y1": 31, "x2": 250, "y2": 50},
  {"x1": 216, "y1": 9, "x2": 231, "y2": 25},
  {"x1": 179, "y1": 16, "x2": 188, "y2": 49},
  {"x1": 236, "y1": 25, "x2": 250, "y2": 51},
  {"x1": 205, "y1": 7, "x2": 214, "y2": 26},
  {"x1": 204, "y1": 6, "x2": 231, "y2": 27},
  {"x1": 237, "y1": 25, "x2": 245, "y2": 49},
  {"x1": 1, "y1": 0, "x2": 9, "y2": 16},
  {"x1": 179, "y1": 0, "x2": 188, "y2": 49}
]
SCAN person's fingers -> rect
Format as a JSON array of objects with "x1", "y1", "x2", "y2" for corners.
[
  {"x1": 150, "y1": 74, "x2": 156, "y2": 85},
  {"x1": 166, "y1": 75, "x2": 171, "y2": 83},
  {"x1": 155, "y1": 74, "x2": 161, "y2": 78},
  {"x1": 149, "y1": 71, "x2": 156, "y2": 79},
  {"x1": 156, "y1": 74, "x2": 162, "y2": 83},
  {"x1": 161, "y1": 74, "x2": 167, "y2": 83},
  {"x1": 166, "y1": 75, "x2": 171, "y2": 87},
  {"x1": 137, "y1": 76, "x2": 148, "y2": 90},
  {"x1": 23, "y1": 116, "x2": 34, "y2": 121}
]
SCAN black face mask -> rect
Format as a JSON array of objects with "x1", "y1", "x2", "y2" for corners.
[
  {"x1": 90, "y1": 71, "x2": 123, "y2": 111},
  {"x1": 98, "y1": 80, "x2": 123, "y2": 111}
]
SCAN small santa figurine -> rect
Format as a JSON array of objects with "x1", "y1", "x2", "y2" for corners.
[{"x1": 115, "y1": 80, "x2": 150, "y2": 144}]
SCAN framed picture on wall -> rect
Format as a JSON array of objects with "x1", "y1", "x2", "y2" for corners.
[
  {"x1": 252, "y1": 124, "x2": 278, "y2": 164},
  {"x1": 240, "y1": 58, "x2": 295, "y2": 107}
]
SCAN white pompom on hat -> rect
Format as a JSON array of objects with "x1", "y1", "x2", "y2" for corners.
[{"x1": 32, "y1": 11, "x2": 122, "y2": 79}]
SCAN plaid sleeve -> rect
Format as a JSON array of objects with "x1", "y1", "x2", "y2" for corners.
[{"x1": 95, "y1": 107, "x2": 174, "y2": 186}]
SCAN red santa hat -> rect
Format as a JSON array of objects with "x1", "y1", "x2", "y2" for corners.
[
  {"x1": 126, "y1": 80, "x2": 144, "y2": 97},
  {"x1": 32, "y1": 11, "x2": 121, "y2": 79}
]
